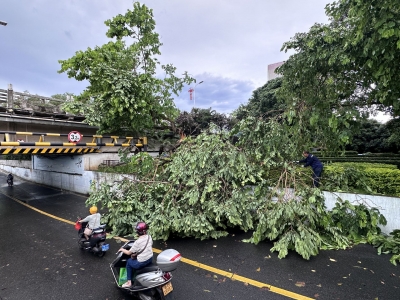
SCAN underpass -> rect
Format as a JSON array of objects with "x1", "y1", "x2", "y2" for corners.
[{"x1": 1, "y1": 174, "x2": 399, "y2": 300}]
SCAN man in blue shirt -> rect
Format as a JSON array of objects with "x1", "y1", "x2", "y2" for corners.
[{"x1": 299, "y1": 151, "x2": 324, "y2": 187}]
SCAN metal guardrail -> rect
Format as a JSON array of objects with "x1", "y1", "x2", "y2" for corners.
[{"x1": 0, "y1": 131, "x2": 148, "y2": 154}]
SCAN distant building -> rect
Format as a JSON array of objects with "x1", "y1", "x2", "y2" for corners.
[{"x1": 267, "y1": 61, "x2": 285, "y2": 81}]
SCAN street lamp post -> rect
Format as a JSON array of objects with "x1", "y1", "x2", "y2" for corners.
[
  {"x1": 193, "y1": 81, "x2": 203, "y2": 108},
  {"x1": 0, "y1": 20, "x2": 7, "y2": 26}
]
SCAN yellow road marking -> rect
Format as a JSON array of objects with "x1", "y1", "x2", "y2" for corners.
[{"x1": 4, "y1": 193, "x2": 313, "y2": 300}]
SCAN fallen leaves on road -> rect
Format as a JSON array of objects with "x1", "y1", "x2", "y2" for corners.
[
  {"x1": 204, "y1": 290, "x2": 211, "y2": 292},
  {"x1": 311, "y1": 270, "x2": 316, "y2": 272},
  {"x1": 218, "y1": 278, "x2": 226, "y2": 283},
  {"x1": 329, "y1": 258, "x2": 337, "y2": 262},
  {"x1": 256, "y1": 267, "x2": 261, "y2": 272},
  {"x1": 295, "y1": 282, "x2": 305, "y2": 287}
]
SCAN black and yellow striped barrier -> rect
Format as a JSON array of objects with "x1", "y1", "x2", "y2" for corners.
[
  {"x1": 0, "y1": 147, "x2": 98, "y2": 155},
  {"x1": 0, "y1": 131, "x2": 148, "y2": 155}
]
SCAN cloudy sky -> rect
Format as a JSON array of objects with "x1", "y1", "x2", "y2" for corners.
[{"x1": 1, "y1": 1, "x2": 332, "y2": 114}]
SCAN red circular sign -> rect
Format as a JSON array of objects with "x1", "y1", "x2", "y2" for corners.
[{"x1": 68, "y1": 131, "x2": 82, "y2": 143}]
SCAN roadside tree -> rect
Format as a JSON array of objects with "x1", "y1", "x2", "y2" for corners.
[{"x1": 58, "y1": 2, "x2": 194, "y2": 135}]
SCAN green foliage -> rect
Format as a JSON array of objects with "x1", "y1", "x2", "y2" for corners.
[
  {"x1": 371, "y1": 230, "x2": 400, "y2": 265},
  {"x1": 384, "y1": 118, "x2": 400, "y2": 153},
  {"x1": 322, "y1": 164, "x2": 372, "y2": 194},
  {"x1": 345, "y1": 119, "x2": 392, "y2": 154},
  {"x1": 233, "y1": 77, "x2": 285, "y2": 121},
  {"x1": 276, "y1": 0, "x2": 400, "y2": 155},
  {"x1": 58, "y1": 2, "x2": 194, "y2": 134},
  {"x1": 321, "y1": 162, "x2": 400, "y2": 196},
  {"x1": 325, "y1": 0, "x2": 400, "y2": 114},
  {"x1": 364, "y1": 167, "x2": 400, "y2": 196},
  {"x1": 175, "y1": 107, "x2": 235, "y2": 136},
  {"x1": 329, "y1": 199, "x2": 387, "y2": 243},
  {"x1": 87, "y1": 118, "x2": 397, "y2": 262},
  {"x1": 87, "y1": 125, "x2": 265, "y2": 240},
  {"x1": 58, "y1": 0, "x2": 400, "y2": 264}
]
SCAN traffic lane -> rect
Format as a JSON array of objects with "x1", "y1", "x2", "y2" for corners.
[
  {"x1": 153, "y1": 231, "x2": 400, "y2": 299},
  {"x1": 169, "y1": 262, "x2": 277, "y2": 299},
  {"x1": 3, "y1": 178, "x2": 399, "y2": 299},
  {"x1": 1, "y1": 175, "x2": 92, "y2": 222},
  {"x1": 0, "y1": 187, "x2": 290, "y2": 300},
  {"x1": 0, "y1": 193, "x2": 124, "y2": 300},
  {"x1": 2, "y1": 177, "x2": 64, "y2": 202}
]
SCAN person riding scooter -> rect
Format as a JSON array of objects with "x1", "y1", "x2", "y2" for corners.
[
  {"x1": 118, "y1": 222, "x2": 153, "y2": 288},
  {"x1": 78, "y1": 206, "x2": 101, "y2": 240},
  {"x1": 7, "y1": 173, "x2": 13, "y2": 186}
]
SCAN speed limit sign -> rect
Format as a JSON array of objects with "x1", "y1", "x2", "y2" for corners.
[{"x1": 68, "y1": 131, "x2": 82, "y2": 143}]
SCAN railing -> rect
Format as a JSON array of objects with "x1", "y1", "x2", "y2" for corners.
[{"x1": 0, "y1": 84, "x2": 82, "y2": 121}]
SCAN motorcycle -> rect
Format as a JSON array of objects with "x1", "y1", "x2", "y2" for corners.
[
  {"x1": 111, "y1": 240, "x2": 181, "y2": 300},
  {"x1": 75, "y1": 219, "x2": 109, "y2": 257},
  {"x1": 7, "y1": 178, "x2": 13, "y2": 186}
]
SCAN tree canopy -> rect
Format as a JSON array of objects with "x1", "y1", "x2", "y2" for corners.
[
  {"x1": 85, "y1": 1, "x2": 400, "y2": 263},
  {"x1": 233, "y1": 77, "x2": 284, "y2": 121},
  {"x1": 175, "y1": 108, "x2": 235, "y2": 136},
  {"x1": 58, "y1": 2, "x2": 194, "y2": 134},
  {"x1": 277, "y1": 0, "x2": 400, "y2": 152}
]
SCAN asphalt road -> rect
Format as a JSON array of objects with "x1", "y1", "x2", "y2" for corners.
[{"x1": 1, "y1": 174, "x2": 399, "y2": 300}]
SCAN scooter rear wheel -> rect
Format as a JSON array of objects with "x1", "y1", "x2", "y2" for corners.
[{"x1": 97, "y1": 250, "x2": 105, "y2": 257}]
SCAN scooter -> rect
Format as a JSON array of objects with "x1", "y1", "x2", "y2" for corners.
[
  {"x1": 7, "y1": 178, "x2": 13, "y2": 186},
  {"x1": 75, "y1": 219, "x2": 109, "y2": 257},
  {"x1": 111, "y1": 240, "x2": 181, "y2": 300}
]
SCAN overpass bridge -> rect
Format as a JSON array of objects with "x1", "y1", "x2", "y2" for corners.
[
  {"x1": 0, "y1": 84, "x2": 148, "y2": 155},
  {"x1": 0, "y1": 84, "x2": 151, "y2": 192}
]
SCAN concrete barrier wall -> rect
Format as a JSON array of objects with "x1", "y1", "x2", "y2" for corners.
[
  {"x1": 1, "y1": 159, "x2": 399, "y2": 234},
  {"x1": 0, "y1": 159, "x2": 136, "y2": 194}
]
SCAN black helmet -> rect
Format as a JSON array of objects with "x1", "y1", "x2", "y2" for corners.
[{"x1": 135, "y1": 222, "x2": 148, "y2": 235}]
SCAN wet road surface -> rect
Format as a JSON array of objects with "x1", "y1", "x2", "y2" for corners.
[{"x1": 1, "y1": 174, "x2": 399, "y2": 300}]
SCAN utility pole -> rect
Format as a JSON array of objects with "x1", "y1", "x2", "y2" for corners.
[{"x1": 193, "y1": 81, "x2": 203, "y2": 109}]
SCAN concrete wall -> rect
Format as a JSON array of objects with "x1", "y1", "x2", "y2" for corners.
[
  {"x1": 33, "y1": 155, "x2": 84, "y2": 174},
  {"x1": 0, "y1": 159, "x2": 136, "y2": 194},
  {"x1": 1, "y1": 158, "x2": 399, "y2": 234}
]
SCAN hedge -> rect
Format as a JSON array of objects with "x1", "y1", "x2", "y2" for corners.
[{"x1": 322, "y1": 163, "x2": 400, "y2": 197}]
